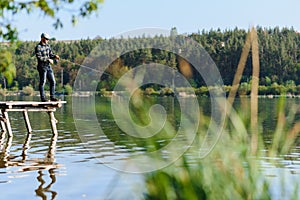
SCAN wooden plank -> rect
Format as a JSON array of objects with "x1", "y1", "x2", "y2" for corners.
[
  {"x1": 0, "y1": 101, "x2": 66, "y2": 105},
  {"x1": 0, "y1": 101, "x2": 66, "y2": 109},
  {"x1": 4, "y1": 108, "x2": 56, "y2": 112}
]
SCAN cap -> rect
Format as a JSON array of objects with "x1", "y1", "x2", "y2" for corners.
[{"x1": 41, "y1": 33, "x2": 50, "y2": 40}]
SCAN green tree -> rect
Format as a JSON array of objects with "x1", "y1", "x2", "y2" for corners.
[
  {"x1": 7, "y1": 26, "x2": 300, "y2": 92},
  {"x1": 0, "y1": 0, "x2": 104, "y2": 85}
]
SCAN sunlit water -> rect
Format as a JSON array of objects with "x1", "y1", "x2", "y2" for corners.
[{"x1": 0, "y1": 96, "x2": 299, "y2": 199}]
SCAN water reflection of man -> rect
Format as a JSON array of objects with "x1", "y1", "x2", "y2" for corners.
[
  {"x1": 0, "y1": 129, "x2": 60, "y2": 198},
  {"x1": 34, "y1": 132, "x2": 58, "y2": 200},
  {"x1": 35, "y1": 169, "x2": 57, "y2": 200}
]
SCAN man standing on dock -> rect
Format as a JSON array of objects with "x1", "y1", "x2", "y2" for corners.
[{"x1": 35, "y1": 33, "x2": 60, "y2": 102}]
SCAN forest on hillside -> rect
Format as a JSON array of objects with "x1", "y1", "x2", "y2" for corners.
[{"x1": 2, "y1": 26, "x2": 300, "y2": 95}]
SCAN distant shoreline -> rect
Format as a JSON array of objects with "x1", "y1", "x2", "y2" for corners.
[{"x1": 1, "y1": 90, "x2": 300, "y2": 99}]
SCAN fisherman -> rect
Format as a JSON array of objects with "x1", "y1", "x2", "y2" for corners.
[{"x1": 35, "y1": 33, "x2": 60, "y2": 102}]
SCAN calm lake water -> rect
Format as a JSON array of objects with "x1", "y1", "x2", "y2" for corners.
[{"x1": 0, "y1": 96, "x2": 300, "y2": 199}]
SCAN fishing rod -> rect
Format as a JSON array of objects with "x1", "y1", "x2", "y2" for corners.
[{"x1": 16, "y1": 46, "x2": 112, "y2": 76}]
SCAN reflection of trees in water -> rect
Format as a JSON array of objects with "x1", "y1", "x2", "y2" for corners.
[{"x1": 0, "y1": 132, "x2": 60, "y2": 199}]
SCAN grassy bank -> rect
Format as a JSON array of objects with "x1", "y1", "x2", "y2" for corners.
[{"x1": 2, "y1": 83, "x2": 300, "y2": 98}]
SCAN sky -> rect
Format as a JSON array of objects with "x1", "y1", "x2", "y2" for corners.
[{"x1": 13, "y1": 0, "x2": 300, "y2": 41}]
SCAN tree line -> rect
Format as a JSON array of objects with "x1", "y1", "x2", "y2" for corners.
[{"x1": 3, "y1": 26, "x2": 300, "y2": 95}]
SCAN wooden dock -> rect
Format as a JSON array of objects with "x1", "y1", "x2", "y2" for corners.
[{"x1": 0, "y1": 101, "x2": 67, "y2": 136}]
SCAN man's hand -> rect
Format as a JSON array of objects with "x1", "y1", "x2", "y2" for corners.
[
  {"x1": 55, "y1": 55, "x2": 60, "y2": 60},
  {"x1": 49, "y1": 59, "x2": 54, "y2": 64}
]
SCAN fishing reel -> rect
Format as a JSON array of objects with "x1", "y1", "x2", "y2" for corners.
[{"x1": 54, "y1": 59, "x2": 59, "y2": 65}]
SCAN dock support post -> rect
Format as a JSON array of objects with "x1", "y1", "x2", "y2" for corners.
[
  {"x1": 0, "y1": 118, "x2": 6, "y2": 133},
  {"x1": 23, "y1": 110, "x2": 32, "y2": 133},
  {"x1": 3, "y1": 112, "x2": 12, "y2": 137},
  {"x1": 0, "y1": 110, "x2": 6, "y2": 133},
  {"x1": 48, "y1": 111, "x2": 58, "y2": 135}
]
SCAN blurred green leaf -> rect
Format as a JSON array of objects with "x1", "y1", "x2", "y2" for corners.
[{"x1": 0, "y1": 48, "x2": 16, "y2": 84}]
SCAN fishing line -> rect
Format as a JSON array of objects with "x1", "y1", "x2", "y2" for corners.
[{"x1": 59, "y1": 58, "x2": 111, "y2": 76}]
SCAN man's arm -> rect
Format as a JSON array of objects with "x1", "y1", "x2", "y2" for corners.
[
  {"x1": 49, "y1": 47, "x2": 56, "y2": 59},
  {"x1": 49, "y1": 46, "x2": 60, "y2": 60}
]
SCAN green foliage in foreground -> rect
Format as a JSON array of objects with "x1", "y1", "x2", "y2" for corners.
[
  {"x1": 0, "y1": 0, "x2": 104, "y2": 42},
  {"x1": 144, "y1": 97, "x2": 300, "y2": 199},
  {"x1": 145, "y1": 134, "x2": 272, "y2": 199},
  {"x1": 0, "y1": 47, "x2": 16, "y2": 84}
]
